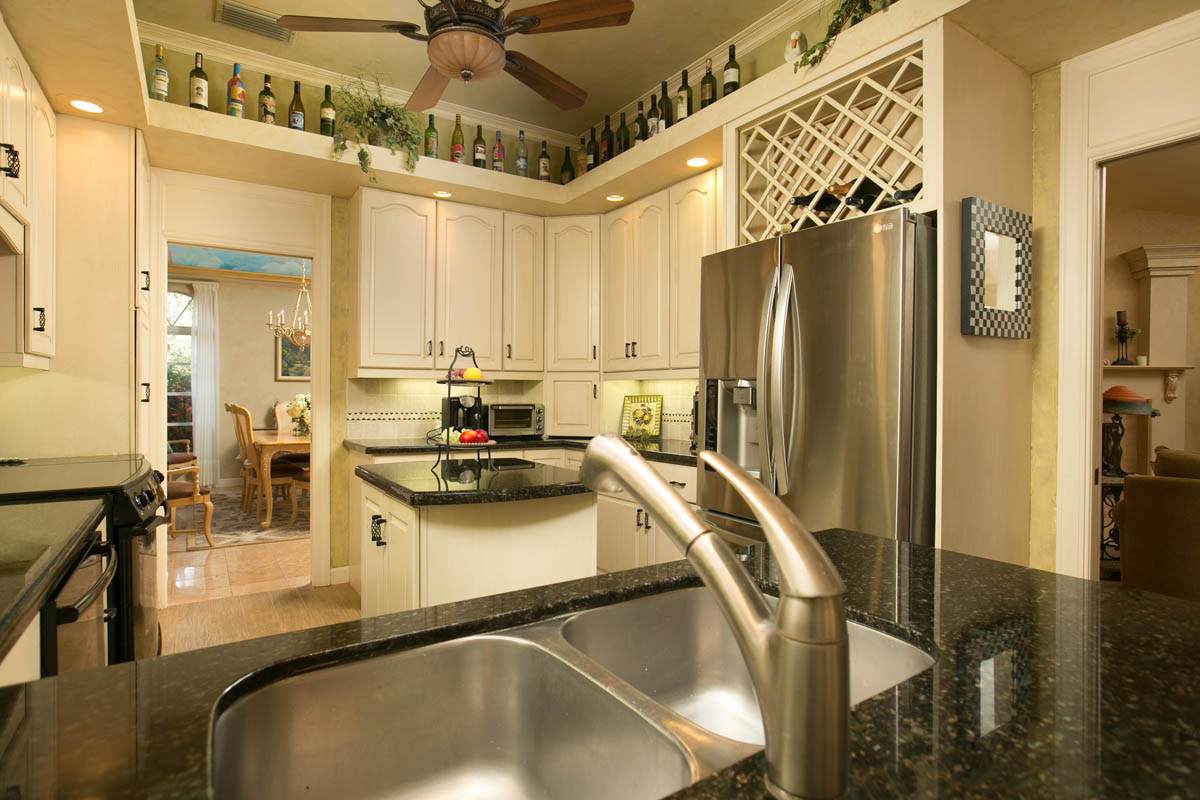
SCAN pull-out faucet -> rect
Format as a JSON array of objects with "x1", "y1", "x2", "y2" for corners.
[{"x1": 581, "y1": 434, "x2": 849, "y2": 799}]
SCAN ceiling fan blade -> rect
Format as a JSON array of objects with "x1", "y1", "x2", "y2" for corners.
[
  {"x1": 504, "y1": 50, "x2": 587, "y2": 109},
  {"x1": 276, "y1": 15, "x2": 420, "y2": 34},
  {"x1": 506, "y1": 0, "x2": 634, "y2": 34},
  {"x1": 406, "y1": 66, "x2": 451, "y2": 112}
]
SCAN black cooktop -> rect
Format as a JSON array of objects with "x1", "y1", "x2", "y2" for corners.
[{"x1": 0, "y1": 455, "x2": 151, "y2": 504}]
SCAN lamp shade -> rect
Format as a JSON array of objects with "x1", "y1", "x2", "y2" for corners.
[
  {"x1": 1102, "y1": 384, "x2": 1160, "y2": 417},
  {"x1": 427, "y1": 29, "x2": 506, "y2": 82}
]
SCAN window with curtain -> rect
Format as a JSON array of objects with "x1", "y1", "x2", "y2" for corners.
[{"x1": 166, "y1": 289, "x2": 194, "y2": 454}]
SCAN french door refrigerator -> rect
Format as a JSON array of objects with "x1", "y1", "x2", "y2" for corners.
[{"x1": 697, "y1": 208, "x2": 936, "y2": 545}]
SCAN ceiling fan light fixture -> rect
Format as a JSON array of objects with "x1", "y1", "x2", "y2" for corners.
[{"x1": 427, "y1": 29, "x2": 507, "y2": 83}]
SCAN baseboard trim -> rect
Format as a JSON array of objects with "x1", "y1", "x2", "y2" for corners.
[{"x1": 328, "y1": 566, "x2": 350, "y2": 585}]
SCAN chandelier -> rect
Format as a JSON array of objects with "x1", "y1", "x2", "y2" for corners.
[{"x1": 266, "y1": 262, "x2": 312, "y2": 347}]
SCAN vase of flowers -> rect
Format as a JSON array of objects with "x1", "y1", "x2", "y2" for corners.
[{"x1": 287, "y1": 393, "x2": 312, "y2": 436}]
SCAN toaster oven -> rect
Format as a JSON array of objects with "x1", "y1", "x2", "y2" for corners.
[{"x1": 486, "y1": 404, "x2": 544, "y2": 438}]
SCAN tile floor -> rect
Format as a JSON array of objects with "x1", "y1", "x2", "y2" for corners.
[{"x1": 167, "y1": 538, "x2": 313, "y2": 604}]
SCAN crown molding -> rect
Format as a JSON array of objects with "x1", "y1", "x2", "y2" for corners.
[
  {"x1": 1122, "y1": 244, "x2": 1200, "y2": 278},
  {"x1": 136, "y1": 20, "x2": 578, "y2": 147}
]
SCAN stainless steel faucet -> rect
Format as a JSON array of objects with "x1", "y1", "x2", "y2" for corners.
[{"x1": 581, "y1": 434, "x2": 849, "y2": 800}]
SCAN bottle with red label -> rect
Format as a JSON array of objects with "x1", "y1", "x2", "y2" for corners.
[{"x1": 450, "y1": 114, "x2": 465, "y2": 163}]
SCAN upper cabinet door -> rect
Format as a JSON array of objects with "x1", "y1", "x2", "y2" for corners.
[
  {"x1": 436, "y1": 201, "x2": 504, "y2": 370},
  {"x1": 1, "y1": 33, "x2": 30, "y2": 224},
  {"x1": 669, "y1": 170, "x2": 716, "y2": 369},
  {"x1": 502, "y1": 212, "x2": 544, "y2": 372},
  {"x1": 545, "y1": 216, "x2": 600, "y2": 372},
  {"x1": 601, "y1": 208, "x2": 632, "y2": 372},
  {"x1": 25, "y1": 86, "x2": 53, "y2": 358},
  {"x1": 356, "y1": 190, "x2": 437, "y2": 369},
  {"x1": 630, "y1": 190, "x2": 670, "y2": 370}
]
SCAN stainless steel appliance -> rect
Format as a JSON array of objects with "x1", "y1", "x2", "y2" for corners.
[
  {"x1": 698, "y1": 209, "x2": 936, "y2": 545},
  {"x1": 486, "y1": 403, "x2": 544, "y2": 439},
  {"x1": 441, "y1": 395, "x2": 485, "y2": 431}
]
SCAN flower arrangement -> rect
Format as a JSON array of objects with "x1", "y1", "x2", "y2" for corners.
[
  {"x1": 330, "y1": 76, "x2": 421, "y2": 179},
  {"x1": 287, "y1": 393, "x2": 312, "y2": 436}
]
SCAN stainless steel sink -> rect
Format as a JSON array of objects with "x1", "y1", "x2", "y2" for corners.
[
  {"x1": 211, "y1": 635, "x2": 695, "y2": 800},
  {"x1": 560, "y1": 587, "x2": 935, "y2": 746}
]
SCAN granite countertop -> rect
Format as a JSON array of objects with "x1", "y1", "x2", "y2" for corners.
[
  {"x1": 344, "y1": 435, "x2": 698, "y2": 466},
  {"x1": 0, "y1": 498, "x2": 106, "y2": 660},
  {"x1": 355, "y1": 457, "x2": 590, "y2": 506},
  {"x1": 5, "y1": 529, "x2": 1200, "y2": 798}
]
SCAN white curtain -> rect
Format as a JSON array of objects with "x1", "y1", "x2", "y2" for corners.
[{"x1": 191, "y1": 282, "x2": 220, "y2": 486}]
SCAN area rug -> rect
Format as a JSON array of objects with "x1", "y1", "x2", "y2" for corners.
[{"x1": 174, "y1": 486, "x2": 309, "y2": 551}]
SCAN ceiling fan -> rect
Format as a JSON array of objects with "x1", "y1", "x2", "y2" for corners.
[{"x1": 277, "y1": 0, "x2": 635, "y2": 111}]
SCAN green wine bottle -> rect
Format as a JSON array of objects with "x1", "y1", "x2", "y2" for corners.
[
  {"x1": 258, "y1": 74, "x2": 276, "y2": 124},
  {"x1": 560, "y1": 146, "x2": 575, "y2": 184},
  {"x1": 659, "y1": 80, "x2": 673, "y2": 129},
  {"x1": 700, "y1": 58, "x2": 717, "y2": 109},
  {"x1": 515, "y1": 130, "x2": 529, "y2": 176},
  {"x1": 675, "y1": 69, "x2": 693, "y2": 121},
  {"x1": 319, "y1": 84, "x2": 335, "y2": 136},
  {"x1": 615, "y1": 112, "x2": 630, "y2": 155},
  {"x1": 450, "y1": 114, "x2": 465, "y2": 163},
  {"x1": 188, "y1": 53, "x2": 208, "y2": 110},
  {"x1": 723, "y1": 44, "x2": 741, "y2": 96},
  {"x1": 537, "y1": 140, "x2": 551, "y2": 182},
  {"x1": 287, "y1": 81, "x2": 304, "y2": 130},
  {"x1": 472, "y1": 124, "x2": 486, "y2": 168},
  {"x1": 600, "y1": 115, "x2": 613, "y2": 163},
  {"x1": 586, "y1": 127, "x2": 598, "y2": 171},
  {"x1": 634, "y1": 101, "x2": 648, "y2": 143},
  {"x1": 424, "y1": 114, "x2": 438, "y2": 158},
  {"x1": 647, "y1": 94, "x2": 660, "y2": 137}
]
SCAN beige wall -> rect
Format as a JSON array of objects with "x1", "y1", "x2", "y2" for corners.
[
  {"x1": 0, "y1": 116, "x2": 134, "y2": 456},
  {"x1": 329, "y1": 197, "x2": 350, "y2": 568}
]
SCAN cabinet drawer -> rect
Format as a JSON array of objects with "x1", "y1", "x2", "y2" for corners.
[{"x1": 649, "y1": 461, "x2": 697, "y2": 504}]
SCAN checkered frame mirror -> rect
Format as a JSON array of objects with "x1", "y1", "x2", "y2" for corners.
[{"x1": 961, "y1": 197, "x2": 1032, "y2": 338}]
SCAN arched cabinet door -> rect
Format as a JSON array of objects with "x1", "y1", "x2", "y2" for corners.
[
  {"x1": 502, "y1": 212, "x2": 545, "y2": 372},
  {"x1": 669, "y1": 169, "x2": 717, "y2": 369},
  {"x1": 545, "y1": 216, "x2": 600, "y2": 372},
  {"x1": 436, "y1": 201, "x2": 504, "y2": 370}
]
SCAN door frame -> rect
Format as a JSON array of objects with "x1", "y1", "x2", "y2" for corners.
[{"x1": 1056, "y1": 10, "x2": 1200, "y2": 578}]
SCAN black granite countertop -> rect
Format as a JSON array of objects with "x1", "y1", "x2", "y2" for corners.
[
  {"x1": 343, "y1": 436, "x2": 699, "y2": 466},
  {"x1": 5, "y1": 530, "x2": 1200, "y2": 798},
  {"x1": 0, "y1": 498, "x2": 105, "y2": 660},
  {"x1": 355, "y1": 457, "x2": 590, "y2": 506}
]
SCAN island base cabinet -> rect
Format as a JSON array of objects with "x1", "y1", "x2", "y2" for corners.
[
  {"x1": 360, "y1": 485, "x2": 419, "y2": 618},
  {"x1": 596, "y1": 494, "x2": 683, "y2": 573}
]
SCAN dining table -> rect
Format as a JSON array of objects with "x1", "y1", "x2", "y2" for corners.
[{"x1": 253, "y1": 430, "x2": 310, "y2": 529}]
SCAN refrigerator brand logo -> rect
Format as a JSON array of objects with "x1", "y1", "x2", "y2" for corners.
[{"x1": 873, "y1": 222, "x2": 894, "y2": 233}]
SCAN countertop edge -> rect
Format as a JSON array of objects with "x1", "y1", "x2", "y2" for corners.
[
  {"x1": 343, "y1": 437, "x2": 698, "y2": 466},
  {"x1": 353, "y1": 463, "x2": 591, "y2": 507}
]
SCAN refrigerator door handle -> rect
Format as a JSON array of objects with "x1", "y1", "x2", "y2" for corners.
[
  {"x1": 771, "y1": 263, "x2": 799, "y2": 494},
  {"x1": 757, "y1": 268, "x2": 779, "y2": 491}
]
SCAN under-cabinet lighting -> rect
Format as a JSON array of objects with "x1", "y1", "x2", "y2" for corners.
[
  {"x1": 433, "y1": 190, "x2": 452, "y2": 198},
  {"x1": 606, "y1": 194, "x2": 624, "y2": 202},
  {"x1": 686, "y1": 157, "x2": 709, "y2": 168},
  {"x1": 70, "y1": 100, "x2": 103, "y2": 114}
]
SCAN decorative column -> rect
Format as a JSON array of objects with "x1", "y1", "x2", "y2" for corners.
[{"x1": 1121, "y1": 245, "x2": 1199, "y2": 403}]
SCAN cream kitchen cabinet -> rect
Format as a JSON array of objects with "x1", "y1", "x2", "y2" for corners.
[
  {"x1": 668, "y1": 170, "x2": 717, "y2": 369},
  {"x1": 596, "y1": 493, "x2": 682, "y2": 573},
  {"x1": 521, "y1": 448, "x2": 566, "y2": 468},
  {"x1": 501, "y1": 212, "x2": 544, "y2": 372},
  {"x1": 602, "y1": 189, "x2": 670, "y2": 372},
  {"x1": 360, "y1": 483, "x2": 420, "y2": 618},
  {"x1": 436, "y1": 201, "x2": 503, "y2": 370},
  {"x1": 352, "y1": 188, "x2": 437, "y2": 370},
  {"x1": 545, "y1": 216, "x2": 600, "y2": 371},
  {"x1": 23, "y1": 83, "x2": 52, "y2": 358},
  {"x1": 0, "y1": 22, "x2": 30, "y2": 225},
  {"x1": 545, "y1": 373, "x2": 599, "y2": 436}
]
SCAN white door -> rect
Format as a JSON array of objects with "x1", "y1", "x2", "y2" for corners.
[
  {"x1": 669, "y1": 170, "x2": 716, "y2": 368},
  {"x1": 546, "y1": 373, "x2": 599, "y2": 436},
  {"x1": 630, "y1": 190, "x2": 670, "y2": 369},
  {"x1": 502, "y1": 212, "x2": 544, "y2": 372},
  {"x1": 356, "y1": 190, "x2": 436, "y2": 369},
  {"x1": 545, "y1": 216, "x2": 600, "y2": 371},
  {"x1": 601, "y1": 208, "x2": 632, "y2": 372},
  {"x1": 436, "y1": 201, "x2": 503, "y2": 370},
  {"x1": 596, "y1": 494, "x2": 641, "y2": 573},
  {"x1": 24, "y1": 86, "x2": 53, "y2": 357},
  {"x1": 1, "y1": 37, "x2": 30, "y2": 224}
]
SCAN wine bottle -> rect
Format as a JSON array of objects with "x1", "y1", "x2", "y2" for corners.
[
  {"x1": 560, "y1": 146, "x2": 575, "y2": 184},
  {"x1": 893, "y1": 183, "x2": 923, "y2": 203},
  {"x1": 258, "y1": 74, "x2": 276, "y2": 124},
  {"x1": 188, "y1": 53, "x2": 208, "y2": 110},
  {"x1": 788, "y1": 188, "x2": 843, "y2": 215},
  {"x1": 841, "y1": 177, "x2": 885, "y2": 210},
  {"x1": 148, "y1": 44, "x2": 168, "y2": 102},
  {"x1": 647, "y1": 94, "x2": 660, "y2": 138},
  {"x1": 450, "y1": 115, "x2": 465, "y2": 163},
  {"x1": 576, "y1": 137, "x2": 588, "y2": 174},
  {"x1": 319, "y1": 84, "x2": 335, "y2": 136},
  {"x1": 424, "y1": 114, "x2": 438, "y2": 158},
  {"x1": 675, "y1": 70, "x2": 693, "y2": 122},
  {"x1": 700, "y1": 58, "x2": 717, "y2": 108},
  {"x1": 288, "y1": 81, "x2": 304, "y2": 130},
  {"x1": 633, "y1": 102, "x2": 648, "y2": 143},
  {"x1": 537, "y1": 140, "x2": 551, "y2": 182},
  {"x1": 586, "y1": 127, "x2": 598, "y2": 170},
  {"x1": 616, "y1": 112, "x2": 630, "y2": 155},
  {"x1": 600, "y1": 116, "x2": 613, "y2": 163},
  {"x1": 723, "y1": 44, "x2": 741, "y2": 96},
  {"x1": 226, "y1": 63, "x2": 246, "y2": 118},
  {"x1": 492, "y1": 131, "x2": 505, "y2": 172},
  {"x1": 472, "y1": 125, "x2": 486, "y2": 168},
  {"x1": 515, "y1": 130, "x2": 529, "y2": 176}
]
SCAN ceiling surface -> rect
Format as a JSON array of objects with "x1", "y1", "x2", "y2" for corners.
[
  {"x1": 132, "y1": 0, "x2": 784, "y2": 131},
  {"x1": 1106, "y1": 137, "x2": 1200, "y2": 218}
]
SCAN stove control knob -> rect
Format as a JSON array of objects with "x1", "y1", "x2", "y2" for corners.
[
  {"x1": 152, "y1": 470, "x2": 164, "y2": 484},
  {"x1": 141, "y1": 489, "x2": 157, "y2": 507},
  {"x1": 132, "y1": 493, "x2": 145, "y2": 508}
]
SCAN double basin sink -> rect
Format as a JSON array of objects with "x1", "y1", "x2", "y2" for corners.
[{"x1": 211, "y1": 587, "x2": 934, "y2": 800}]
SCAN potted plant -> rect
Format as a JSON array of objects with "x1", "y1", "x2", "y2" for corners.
[
  {"x1": 795, "y1": 0, "x2": 895, "y2": 69},
  {"x1": 330, "y1": 76, "x2": 421, "y2": 178}
]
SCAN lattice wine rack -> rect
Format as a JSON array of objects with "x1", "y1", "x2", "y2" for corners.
[{"x1": 738, "y1": 47, "x2": 925, "y2": 244}]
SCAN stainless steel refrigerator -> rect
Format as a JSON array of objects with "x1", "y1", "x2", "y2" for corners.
[{"x1": 697, "y1": 208, "x2": 936, "y2": 545}]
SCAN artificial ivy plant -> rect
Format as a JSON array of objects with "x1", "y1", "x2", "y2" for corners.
[
  {"x1": 330, "y1": 76, "x2": 422, "y2": 178},
  {"x1": 795, "y1": 0, "x2": 894, "y2": 70}
]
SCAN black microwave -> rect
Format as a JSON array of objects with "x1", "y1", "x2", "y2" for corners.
[{"x1": 487, "y1": 404, "x2": 544, "y2": 438}]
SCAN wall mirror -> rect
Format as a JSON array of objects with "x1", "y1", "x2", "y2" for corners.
[{"x1": 961, "y1": 197, "x2": 1032, "y2": 338}]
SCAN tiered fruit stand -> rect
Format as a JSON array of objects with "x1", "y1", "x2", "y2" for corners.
[{"x1": 426, "y1": 345, "x2": 498, "y2": 470}]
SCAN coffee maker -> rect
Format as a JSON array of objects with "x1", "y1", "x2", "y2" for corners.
[{"x1": 442, "y1": 395, "x2": 485, "y2": 430}]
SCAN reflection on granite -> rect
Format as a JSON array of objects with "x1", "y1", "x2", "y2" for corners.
[
  {"x1": 355, "y1": 457, "x2": 590, "y2": 506},
  {"x1": 5, "y1": 530, "x2": 1200, "y2": 798},
  {"x1": 343, "y1": 436, "x2": 698, "y2": 466}
]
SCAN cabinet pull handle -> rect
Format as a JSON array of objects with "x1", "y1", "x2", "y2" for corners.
[
  {"x1": 31, "y1": 306, "x2": 45, "y2": 332},
  {"x1": 624, "y1": 342, "x2": 630, "y2": 358},
  {"x1": 644, "y1": 514, "x2": 651, "y2": 531},
  {"x1": 140, "y1": 383, "x2": 150, "y2": 403},
  {"x1": 439, "y1": 341, "x2": 445, "y2": 356},
  {"x1": 507, "y1": 343, "x2": 512, "y2": 358},
  {"x1": 593, "y1": 383, "x2": 597, "y2": 399},
  {"x1": 140, "y1": 271, "x2": 151, "y2": 292},
  {"x1": 370, "y1": 514, "x2": 387, "y2": 546},
  {"x1": 592, "y1": 345, "x2": 597, "y2": 359},
  {"x1": 668, "y1": 480, "x2": 686, "y2": 489},
  {"x1": 631, "y1": 341, "x2": 638, "y2": 357},
  {"x1": 427, "y1": 340, "x2": 433, "y2": 356},
  {"x1": 635, "y1": 508, "x2": 643, "y2": 528},
  {"x1": 0, "y1": 143, "x2": 19, "y2": 179}
]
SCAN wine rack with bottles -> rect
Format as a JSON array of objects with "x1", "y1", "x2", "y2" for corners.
[{"x1": 736, "y1": 46, "x2": 925, "y2": 244}]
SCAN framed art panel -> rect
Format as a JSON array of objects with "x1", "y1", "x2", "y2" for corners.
[{"x1": 276, "y1": 337, "x2": 311, "y2": 381}]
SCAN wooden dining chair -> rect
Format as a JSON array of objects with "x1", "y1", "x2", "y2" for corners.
[
  {"x1": 165, "y1": 463, "x2": 214, "y2": 547},
  {"x1": 166, "y1": 438, "x2": 197, "y2": 469},
  {"x1": 290, "y1": 468, "x2": 311, "y2": 524},
  {"x1": 273, "y1": 402, "x2": 310, "y2": 468},
  {"x1": 226, "y1": 402, "x2": 302, "y2": 524}
]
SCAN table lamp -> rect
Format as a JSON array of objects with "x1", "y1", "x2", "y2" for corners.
[{"x1": 1101, "y1": 385, "x2": 1160, "y2": 477}]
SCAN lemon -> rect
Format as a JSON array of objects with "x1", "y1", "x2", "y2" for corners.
[{"x1": 463, "y1": 367, "x2": 483, "y2": 380}]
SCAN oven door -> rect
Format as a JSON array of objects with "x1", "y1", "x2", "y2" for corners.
[
  {"x1": 40, "y1": 533, "x2": 116, "y2": 676},
  {"x1": 487, "y1": 405, "x2": 542, "y2": 437}
]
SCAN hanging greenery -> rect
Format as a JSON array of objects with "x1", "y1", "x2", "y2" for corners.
[
  {"x1": 330, "y1": 76, "x2": 422, "y2": 179},
  {"x1": 795, "y1": 0, "x2": 893, "y2": 70}
]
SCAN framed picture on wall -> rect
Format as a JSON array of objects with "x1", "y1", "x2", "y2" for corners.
[{"x1": 275, "y1": 337, "x2": 310, "y2": 382}]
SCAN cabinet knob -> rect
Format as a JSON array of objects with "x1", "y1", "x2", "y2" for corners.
[
  {"x1": 439, "y1": 341, "x2": 445, "y2": 356},
  {"x1": 507, "y1": 343, "x2": 512, "y2": 359},
  {"x1": 668, "y1": 480, "x2": 686, "y2": 489},
  {"x1": 140, "y1": 383, "x2": 150, "y2": 403},
  {"x1": 635, "y1": 508, "x2": 643, "y2": 528},
  {"x1": 631, "y1": 341, "x2": 638, "y2": 357},
  {"x1": 370, "y1": 514, "x2": 387, "y2": 545},
  {"x1": 140, "y1": 271, "x2": 151, "y2": 292},
  {"x1": 31, "y1": 306, "x2": 45, "y2": 332},
  {"x1": 0, "y1": 143, "x2": 19, "y2": 179},
  {"x1": 624, "y1": 342, "x2": 630, "y2": 358},
  {"x1": 592, "y1": 345, "x2": 597, "y2": 360},
  {"x1": 427, "y1": 340, "x2": 433, "y2": 356}
]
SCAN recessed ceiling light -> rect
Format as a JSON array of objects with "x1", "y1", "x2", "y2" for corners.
[
  {"x1": 433, "y1": 190, "x2": 452, "y2": 198},
  {"x1": 606, "y1": 194, "x2": 624, "y2": 202},
  {"x1": 686, "y1": 157, "x2": 709, "y2": 168},
  {"x1": 70, "y1": 100, "x2": 103, "y2": 114}
]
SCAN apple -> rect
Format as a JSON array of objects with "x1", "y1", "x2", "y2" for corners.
[
  {"x1": 459, "y1": 429, "x2": 478, "y2": 444},
  {"x1": 474, "y1": 429, "x2": 489, "y2": 443}
]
